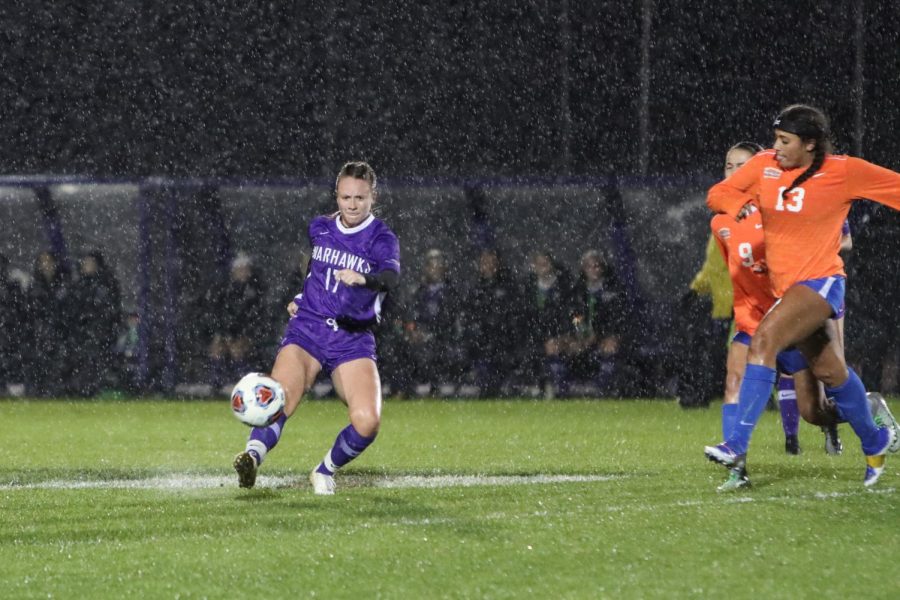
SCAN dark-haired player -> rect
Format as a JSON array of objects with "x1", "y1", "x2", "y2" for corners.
[{"x1": 705, "y1": 105, "x2": 900, "y2": 487}]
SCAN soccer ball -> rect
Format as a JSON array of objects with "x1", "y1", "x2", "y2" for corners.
[{"x1": 230, "y1": 373, "x2": 285, "y2": 427}]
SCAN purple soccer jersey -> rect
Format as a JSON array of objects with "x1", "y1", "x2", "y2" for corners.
[{"x1": 293, "y1": 213, "x2": 400, "y2": 325}]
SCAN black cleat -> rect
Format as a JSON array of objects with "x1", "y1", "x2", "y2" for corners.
[
  {"x1": 785, "y1": 434, "x2": 800, "y2": 455},
  {"x1": 822, "y1": 424, "x2": 843, "y2": 455},
  {"x1": 233, "y1": 451, "x2": 258, "y2": 489}
]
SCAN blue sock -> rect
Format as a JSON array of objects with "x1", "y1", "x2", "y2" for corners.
[
  {"x1": 777, "y1": 377, "x2": 800, "y2": 438},
  {"x1": 727, "y1": 364, "x2": 777, "y2": 454},
  {"x1": 825, "y1": 368, "x2": 882, "y2": 454},
  {"x1": 721, "y1": 403, "x2": 739, "y2": 440},
  {"x1": 316, "y1": 424, "x2": 377, "y2": 475},
  {"x1": 246, "y1": 413, "x2": 287, "y2": 465}
]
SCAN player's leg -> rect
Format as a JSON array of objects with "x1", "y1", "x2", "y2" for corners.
[
  {"x1": 310, "y1": 357, "x2": 382, "y2": 495},
  {"x1": 787, "y1": 366, "x2": 843, "y2": 454},
  {"x1": 777, "y1": 374, "x2": 801, "y2": 454},
  {"x1": 722, "y1": 337, "x2": 748, "y2": 440},
  {"x1": 716, "y1": 337, "x2": 752, "y2": 490},
  {"x1": 821, "y1": 311, "x2": 848, "y2": 454},
  {"x1": 235, "y1": 344, "x2": 321, "y2": 488},
  {"x1": 796, "y1": 320, "x2": 896, "y2": 486},
  {"x1": 707, "y1": 285, "x2": 832, "y2": 467},
  {"x1": 791, "y1": 365, "x2": 833, "y2": 427},
  {"x1": 829, "y1": 307, "x2": 898, "y2": 458}
]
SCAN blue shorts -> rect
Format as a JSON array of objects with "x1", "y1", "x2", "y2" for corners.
[
  {"x1": 797, "y1": 275, "x2": 846, "y2": 319},
  {"x1": 280, "y1": 314, "x2": 377, "y2": 374},
  {"x1": 732, "y1": 330, "x2": 808, "y2": 375}
]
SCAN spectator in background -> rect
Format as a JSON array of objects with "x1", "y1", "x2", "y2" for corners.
[
  {"x1": 404, "y1": 248, "x2": 463, "y2": 393},
  {"x1": 70, "y1": 250, "x2": 122, "y2": 396},
  {"x1": 464, "y1": 185, "x2": 496, "y2": 251},
  {"x1": 466, "y1": 248, "x2": 522, "y2": 397},
  {"x1": 689, "y1": 235, "x2": 734, "y2": 323},
  {"x1": 116, "y1": 308, "x2": 141, "y2": 394},
  {"x1": 548, "y1": 250, "x2": 631, "y2": 396},
  {"x1": 27, "y1": 251, "x2": 73, "y2": 396},
  {"x1": 280, "y1": 249, "x2": 311, "y2": 307},
  {"x1": 523, "y1": 249, "x2": 575, "y2": 398},
  {"x1": 276, "y1": 249, "x2": 312, "y2": 358},
  {"x1": 375, "y1": 292, "x2": 415, "y2": 398},
  {"x1": 208, "y1": 252, "x2": 269, "y2": 390},
  {"x1": 0, "y1": 254, "x2": 30, "y2": 392}
]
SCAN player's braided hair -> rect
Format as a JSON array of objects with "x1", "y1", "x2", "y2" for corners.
[{"x1": 773, "y1": 105, "x2": 833, "y2": 200}]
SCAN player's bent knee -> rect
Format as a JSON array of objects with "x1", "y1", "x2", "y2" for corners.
[
  {"x1": 811, "y1": 364, "x2": 849, "y2": 390},
  {"x1": 349, "y1": 408, "x2": 381, "y2": 437},
  {"x1": 747, "y1": 330, "x2": 781, "y2": 365}
]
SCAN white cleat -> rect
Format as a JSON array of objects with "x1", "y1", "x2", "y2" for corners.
[
  {"x1": 863, "y1": 461, "x2": 885, "y2": 488},
  {"x1": 309, "y1": 469, "x2": 336, "y2": 495},
  {"x1": 868, "y1": 392, "x2": 900, "y2": 453},
  {"x1": 863, "y1": 426, "x2": 896, "y2": 488}
]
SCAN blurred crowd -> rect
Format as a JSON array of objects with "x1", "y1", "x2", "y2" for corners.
[
  {"x1": 0, "y1": 250, "x2": 131, "y2": 397},
  {"x1": 4, "y1": 209, "x2": 898, "y2": 400},
  {"x1": 0, "y1": 245, "x2": 652, "y2": 399},
  {"x1": 377, "y1": 246, "x2": 645, "y2": 398},
  {"x1": 192, "y1": 245, "x2": 652, "y2": 399}
]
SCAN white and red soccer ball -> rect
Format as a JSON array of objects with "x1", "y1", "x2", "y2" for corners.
[{"x1": 230, "y1": 373, "x2": 285, "y2": 427}]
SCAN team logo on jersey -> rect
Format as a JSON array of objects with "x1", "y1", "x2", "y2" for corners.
[
  {"x1": 717, "y1": 227, "x2": 731, "y2": 240},
  {"x1": 763, "y1": 167, "x2": 782, "y2": 179},
  {"x1": 312, "y1": 245, "x2": 372, "y2": 273}
]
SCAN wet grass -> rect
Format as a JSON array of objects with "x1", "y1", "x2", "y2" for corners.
[{"x1": 0, "y1": 397, "x2": 897, "y2": 599}]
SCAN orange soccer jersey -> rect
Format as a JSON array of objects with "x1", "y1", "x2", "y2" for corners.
[
  {"x1": 710, "y1": 209, "x2": 772, "y2": 335},
  {"x1": 708, "y1": 150, "x2": 900, "y2": 297}
]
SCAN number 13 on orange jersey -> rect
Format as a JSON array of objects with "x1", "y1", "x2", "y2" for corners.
[{"x1": 776, "y1": 186, "x2": 804, "y2": 212}]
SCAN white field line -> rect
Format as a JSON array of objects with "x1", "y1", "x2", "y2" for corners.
[
  {"x1": 0, "y1": 473, "x2": 621, "y2": 491},
  {"x1": 2, "y1": 475, "x2": 894, "y2": 507}
]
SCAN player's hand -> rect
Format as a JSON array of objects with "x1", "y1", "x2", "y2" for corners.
[
  {"x1": 287, "y1": 301, "x2": 298, "y2": 316},
  {"x1": 735, "y1": 202, "x2": 756, "y2": 221},
  {"x1": 750, "y1": 258, "x2": 768, "y2": 274},
  {"x1": 334, "y1": 269, "x2": 365, "y2": 286}
]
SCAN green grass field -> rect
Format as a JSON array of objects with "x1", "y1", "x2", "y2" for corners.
[{"x1": 1, "y1": 397, "x2": 898, "y2": 599}]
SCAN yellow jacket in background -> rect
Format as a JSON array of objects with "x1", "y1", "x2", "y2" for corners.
[{"x1": 690, "y1": 234, "x2": 733, "y2": 320}]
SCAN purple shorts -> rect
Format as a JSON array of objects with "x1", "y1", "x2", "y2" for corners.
[
  {"x1": 732, "y1": 330, "x2": 808, "y2": 375},
  {"x1": 280, "y1": 314, "x2": 377, "y2": 374}
]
